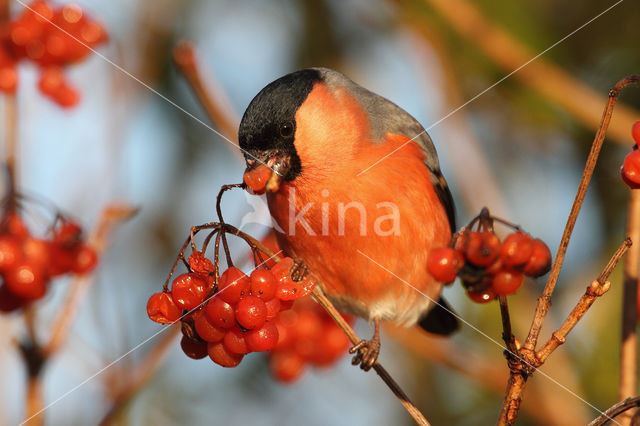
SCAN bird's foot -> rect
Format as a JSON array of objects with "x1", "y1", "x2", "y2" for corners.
[
  {"x1": 290, "y1": 257, "x2": 308, "y2": 282},
  {"x1": 349, "y1": 318, "x2": 381, "y2": 371}
]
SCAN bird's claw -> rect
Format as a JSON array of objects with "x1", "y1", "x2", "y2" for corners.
[
  {"x1": 290, "y1": 258, "x2": 308, "y2": 282},
  {"x1": 349, "y1": 338, "x2": 380, "y2": 371}
]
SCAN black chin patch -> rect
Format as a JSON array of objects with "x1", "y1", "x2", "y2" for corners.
[{"x1": 239, "y1": 69, "x2": 322, "y2": 181}]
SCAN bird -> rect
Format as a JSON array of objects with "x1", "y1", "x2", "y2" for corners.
[{"x1": 238, "y1": 67, "x2": 458, "y2": 370}]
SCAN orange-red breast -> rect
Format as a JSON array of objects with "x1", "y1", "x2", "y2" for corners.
[{"x1": 239, "y1": 68, "x2": 458, "y2": 367}]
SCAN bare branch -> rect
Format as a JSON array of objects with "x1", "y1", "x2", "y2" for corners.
[{"x1": 588, "y1": 396, "x2": 640, "y2": 426}]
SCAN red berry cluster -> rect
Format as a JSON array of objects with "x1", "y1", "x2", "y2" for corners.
[
  {"x1": 427, "y1": 218, "x2": 552, "y2": 303},
  {"x1": 0, "y1": 212, "x2": 98, "y2": 312},
  {"x1": 620, "y1": 121, "x2": 640, "y2": 189},
  {"x1": 147, "y1": 253, "x2": 317, "y2": 367},
  {"x1": 0, "y1": 0, "x2": 107, "y2": 106},
  {"x1": 269, "y1": 298, "x2": 354, "y2": 383}
]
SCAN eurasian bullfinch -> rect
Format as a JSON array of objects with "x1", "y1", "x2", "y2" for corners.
[{"x1": 239, "y1": 68, "x2": 458, "y2": 370}]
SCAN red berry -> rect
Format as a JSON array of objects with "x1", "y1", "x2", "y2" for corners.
[
  {"x1": 235, "y1": 295, "x2": 267, "y2": 330},
  {"x1": 275, "y1": 274, "x2": 317, "y2": 301},
  {"x1": 279, "y1": 299, "x2": 294, "y2": 311},
  {"x1": 4, "y1": 213, "x2": 29, "y2": 238},
  {"x1": 217, "y1": 267, "x2": 250, "y2": 304},
  {"x1": 523, "y1": 239, "x2": 552, "y2": 277},
  {"x1": 622, "y1": 150, "x2": 640, "y2": 187},
  {"x1": 5, "y1": 259, "x2": 47, "y2": 300},
  {"x1": 500, "y1": 232, "x2": 534, "y2": 269},
  {"x1": 194, "y1": 311, "x2": 225, "y2": 343},
  {"x1": 72, "y1": 245, "x2": 98, "y2": 274},
  {"x1": 265, "y1": 297, "x2": 281, "y2": 321},
  {"x1": 621, "y1": 167, "x2": 640, "y2": 189},
  {"x1": 484, "y1": 257, "x2": 503, "y2": 276},
  {"x1": 491, "y1": 270, "x2": 525, "y2": 295},
  {"x1": 243, "y1": 164, "x2": 272, "y2": 195},
  {"x1": 53, "y1": 85, "x2": 80, "y2": 108},
  {"x1": 80, "y1": 21, "x2": 107, "y2": 45},
  {"x1": 0, "y1": 284, "x2": 26, "y2": 312},
  {"x1": 427, "y1": 247, "x2": 463, "y2": 283},
  {"x1": 294, "y1": 309, "x2": 323, "y2": 359},
  {"x1": 208, "y1": 342, "x2": 243, "y2": 367},
  {"x1": 0, "y1": 65, "x2": 18, "y2": 94},
  {"x1": 270, "y1": 351, "x2": 305, "y2": 383},
  {"x1": 223, "y1": 326, "x2": 250, "y2": 354},
  {"x1": 245, "y1": 321, "x2": 279, "y2": 352},
  {"x1": 22, "y1": 238, "x2": 51, "y2": 272},
  {"x1": 171, "y1": 273, "x2": 208, "y2": 310},
  {"x1": 270, "y1": 257, "x2": 294, "y2": 281},
  {"x1": 38, "y1": 67, "x2": 80, "y2": 107},
  {"x1": 204, "y1": 297, "x2": 235, "y2": 329},
  {"x1": 38, "y1": 66, "x2": 65, "y2": 96},
  {"x1": 466, "y1": 289, "x2": 496, "y2": 304},
  {"x1": 0, "y1": 236, "x2": 22, "y2": 273},
  {"x1": 188, "y1": 251, "x2": 214, "y2": 277},
  {"x1": 180, "y1": 336, "x2": 208, "y2": 360},
  {"x1": 632, "y1": 121, "x2": 640, "y2": 145},
  {"x1": 464, "y1": 231, "x2": 501, "y2": 267},
  {"x1": 48, "y1": 244, "x2": 75, "y2": 276},
  {"x1": 250, "y1": 269, "x2": 277, "y2": 300},
  {"x1": 54, "y1": 220, "x2": 83, "y2": 248},
  {"x1": 310, "y1": 326, "x2": 349, "y2": 366},
  {"x1": 146, "y1": 292, "x2": 182, "y2": 324},
  {"x1": 273, "y1": 317, "x2": 295, "y2": 351}
]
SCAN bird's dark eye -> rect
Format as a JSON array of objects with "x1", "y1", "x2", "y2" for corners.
[{"x1": 279, "y1": 121, "x2": 294, "y2": 138}]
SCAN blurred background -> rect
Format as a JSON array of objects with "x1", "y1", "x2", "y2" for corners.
[{"x1": 1, "y1": 0, "x2": 639, "y2": 425}]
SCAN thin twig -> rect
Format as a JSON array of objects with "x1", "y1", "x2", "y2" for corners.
[
  {"x1": 536, "y1": 239, "x2": 631, "y2": 363},
  {"x1": 172, "y1": 41, "x2": 240, "y2": 144},
  {"x1": 5, "y1": 95, "x2": 17, "y2": 194},
  {"x1": 619, "y1": 190, "x2": 640, "y2": 425},
  {"x1": 524, "y1": 75, "x2": 640, "y2": 352},
  {"x1": 499, "y1": 237, "x2": 632, "y2": 425},
  {"x1": 588, "y1": 396, "x2": 640, "y2": 426},
  {"x1": 312, "y1": 286, "x2": 430, "y2": 426},
  {"x1": 98, "y1": 325, "x2": 181, "y2": 426},
  {"x1": 386, "y1": 326, "x2": 584, "y2": 426},
  {"x1": 24, "y1": 378, "x2": 43, "y2": 426}
]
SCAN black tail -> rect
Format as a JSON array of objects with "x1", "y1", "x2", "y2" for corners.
[{"x1": 418, "y1": 297, "x2": 459, "y2": 335}]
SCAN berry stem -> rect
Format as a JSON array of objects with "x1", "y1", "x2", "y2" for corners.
[
  {"x1": 477, "y1": 207, "x2": 494, "y2": 232},
  {"x1": 200, "y1": 229, "x2": 218, "y2": 255},
  {"x1": 497, "y1": 296, "x2": 516, "y2": 353},
  {"x1": 213, "y1": 229, "x2": 222, "y2": 291},
  {"x1": 215, "y1": 184, "x2": 243, "y2": 267}
]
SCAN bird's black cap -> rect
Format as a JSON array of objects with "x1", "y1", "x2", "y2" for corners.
[{"x1": 238, "y1": 69, "x2": 322, "y2": 180}]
